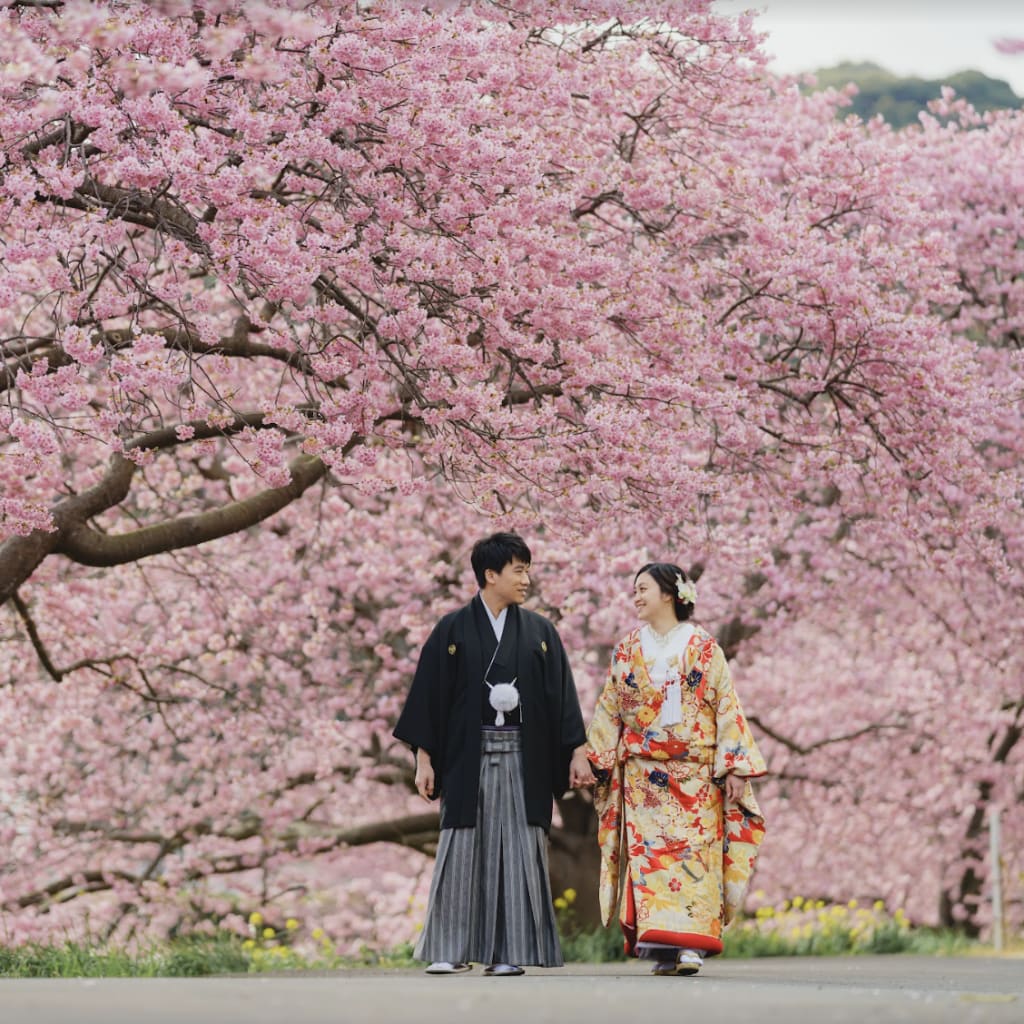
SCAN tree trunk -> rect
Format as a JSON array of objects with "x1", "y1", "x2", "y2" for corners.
[{"x1": 548, "y1": 790, "x2": 603, "y2": 931}]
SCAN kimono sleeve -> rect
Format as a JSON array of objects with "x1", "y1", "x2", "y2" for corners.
[
  {"x1": 586, "y1": 645, "x2": 624, "y2": 775},
  {"x1": 555, "y1": 634, "x2": 587, "y2": 751},
  {"x1": 391, "y1": 620, "x2": 444, "y2": 755},
  {"x1": 709, "y1": 644, "x2": 767, "y2": 781}
]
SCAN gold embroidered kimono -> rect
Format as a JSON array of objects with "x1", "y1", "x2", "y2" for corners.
[{"x1": 587, "y1": 625, "x2": 766, "y2": 956}]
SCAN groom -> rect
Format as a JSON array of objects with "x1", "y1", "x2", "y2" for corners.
[{"x1": 393, "y1": 531, "x2": 590, "y2": 976}]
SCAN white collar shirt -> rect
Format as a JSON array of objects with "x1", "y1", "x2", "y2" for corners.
[{"x1": 481, "y1": 596, "x2": 508, "y2": 642}]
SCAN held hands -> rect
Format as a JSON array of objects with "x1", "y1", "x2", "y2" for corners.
[{"x1": 568, "y1": 745, "x2": 595, "y2": 789}]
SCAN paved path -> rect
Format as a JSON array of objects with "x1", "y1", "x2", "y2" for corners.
[{"x1": 0, "y1": 956, "x2": 1021, "y2": 1023}]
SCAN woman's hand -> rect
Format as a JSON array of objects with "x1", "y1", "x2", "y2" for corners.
[
  {"x1": 415, "y1": 749, "x2": 435, "y2": 801},
  {"x1": 724, "y1": 773, "x2": 745, "y2": 804}
]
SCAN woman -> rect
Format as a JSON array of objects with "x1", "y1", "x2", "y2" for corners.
[{"x1": 586, "y1": 562, "x2": 767, "y2": 976}]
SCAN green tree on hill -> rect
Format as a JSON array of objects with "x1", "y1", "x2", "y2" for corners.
[{"x1": 808, "y1": 61, "x2": 1020, "y2": 127}]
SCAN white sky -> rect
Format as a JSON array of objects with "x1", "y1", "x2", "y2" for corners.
[{"x1": 713, "y1": 0, "x2": 1024, "y2": 95}]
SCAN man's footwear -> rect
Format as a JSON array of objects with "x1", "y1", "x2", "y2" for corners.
[
  {"x1": 424, "y1": 961, "x2": 472, "y2": 974},
  {"x1": 651, "y1": 960, "x2": 677, "y2": 976},
  {"x1": 484, "y1": 963, "x2": 525, "y2": 976},
  {"x1": 674, "y1": 948, "x2": 703, "y2": 976}
]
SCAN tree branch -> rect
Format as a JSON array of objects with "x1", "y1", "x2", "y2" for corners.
[
  {"x1": 746, "y1": 714, "x2": 908, "y2": 756},
  {"x1": 11, "y1": 591, "x2": 63, "y2": 681},
  {"x1": 57, "y1": 453, "x2": 328, "y2": 567},
  {"x1": 14, "y1": 811, "x2": 442, "y2": 912}
]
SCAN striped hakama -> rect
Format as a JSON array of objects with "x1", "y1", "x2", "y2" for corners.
[{"x1": 414, "y1": 726, "x2": 563, "y2": 967}]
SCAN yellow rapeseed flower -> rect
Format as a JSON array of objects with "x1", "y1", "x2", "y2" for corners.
[
  {"x1": 873, "y1": 900, "x2": 885, "y2": 912},
  {"x1": 242, "y1": 939, "x2": 256, "y2": 950},
  {"x1": 554, "y1": 897, "x2": 568, "y2": 910},
  {"x1": 311, "y1": 928, "x2": 325, "y2": 940},
  {"x1": 248, "y1": 911, "x2": 263, "y2": 926},
  {"x1": 286, "y1": 918, "x2": 300, "y2": 931},
  {"x1": 262, "y1": 927, "x2": 275, "y2": 939},
  {"x1": 848, "y1": 899, "x2": 858, "y2": 909},
  {"x1": 563, "y1": 888, "x2": 577, "y2": 905},
  {"x1": 792, "y1": 896, "x2": 805, "y2": 909}
]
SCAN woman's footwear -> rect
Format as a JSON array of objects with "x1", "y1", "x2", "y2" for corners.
[
  {"x1": 674, "y1": 949, "x2": 703, "y2": 976},
  {"x1": 651, "y1": 960, "x2": 677, "y2": 976}
]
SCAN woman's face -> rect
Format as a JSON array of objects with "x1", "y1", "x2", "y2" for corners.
[{"x1": 633, "y1": 571, "x2": 673, "y2": 623}]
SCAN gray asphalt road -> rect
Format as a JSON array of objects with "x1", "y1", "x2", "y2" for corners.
[{"x1": 0, "y1": 956, "x2": 1021, "y2": 1023}]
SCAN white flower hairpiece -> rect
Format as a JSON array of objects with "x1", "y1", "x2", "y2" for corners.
[{"x1": 675, "y1": 573, "x2": 697, "y2": 605}]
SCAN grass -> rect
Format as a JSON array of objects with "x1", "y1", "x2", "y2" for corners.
[
  {"x1": 0, "y1": 936, "x2": 251, "y2": 978},
  {"x1": 0, "y1": 896, "x2": 990, "y2": 977},
  {"x1": 552, "y1": 890, "x2": 983, "y2": 962},
  {"x1": 719, "y1": 898, "x2": 977, "y2": 958}
]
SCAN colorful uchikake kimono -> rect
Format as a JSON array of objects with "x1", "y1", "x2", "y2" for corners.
[{"x1": 586, "y1": 624, "x2": 767, "y2": 958}]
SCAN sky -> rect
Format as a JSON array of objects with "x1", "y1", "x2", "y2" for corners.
[{"x1": 713, "y1": 0, "x2": 1024, "y2": 94}]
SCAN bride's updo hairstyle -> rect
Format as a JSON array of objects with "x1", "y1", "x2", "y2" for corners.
[{"x1": 634, "y1": 562, "x2": 695, "y2": 622}]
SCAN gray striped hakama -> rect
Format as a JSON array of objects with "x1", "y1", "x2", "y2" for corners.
[{"x1": 414, "y1": 726, "x2": 563, "y2": 967}]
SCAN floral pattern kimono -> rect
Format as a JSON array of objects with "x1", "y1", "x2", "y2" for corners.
[{"x1": 587, "y1": 624, "x2": 766, "y2": 956}]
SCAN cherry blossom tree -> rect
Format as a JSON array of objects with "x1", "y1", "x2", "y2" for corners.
[{"x1": 0, "y1": 0, "x2": 1019, "y2": 948}]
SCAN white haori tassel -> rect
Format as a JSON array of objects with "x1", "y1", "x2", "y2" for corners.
[
  {"x1": 651, "y1": 660, "x2": 683, "y2": 727},
  {"x1": 660, "y1": 678, "x2": 683, "y2": 726},
  {"x1": 488, "y1": 679, "x2": 519, "y2": 726}
]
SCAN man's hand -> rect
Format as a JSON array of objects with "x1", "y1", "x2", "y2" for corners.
[
  {"x1": 415, "y1": 749, "x2": 435, "y2": 801},
  {"x1": 568, "y1": 745, "x2": 594, "y2": 788},
  {"x1": 724, "y1": 773, "x2": 745, "y2": 804}
]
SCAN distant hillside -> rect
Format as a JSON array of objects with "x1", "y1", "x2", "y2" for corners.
[{"x1": 808, "y1": 62, "x2": 1021, "y2": 127}]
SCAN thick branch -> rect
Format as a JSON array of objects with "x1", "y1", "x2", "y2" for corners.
[
  {"x1": 57, "y1": 453, "x2": 328, "y2": 567},
  {"x1": 0, "y1": 413, "x2": 292, "y2": 604},
  {"x1": 15, "y1": 811, "x2": 442, "y2": 911},
  {"x1": 42, "y1": 180, "x2": 207, "y2": 255}
]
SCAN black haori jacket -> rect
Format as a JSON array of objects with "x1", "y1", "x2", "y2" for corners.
[{"x1": 393, "y1": 596, "x2": 586, "y2": 832}]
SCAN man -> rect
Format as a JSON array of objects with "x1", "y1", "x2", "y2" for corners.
[{"x1": 393, "y1": 531, "x2": 591, "y2": 976}]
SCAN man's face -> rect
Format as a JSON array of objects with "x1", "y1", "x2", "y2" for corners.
[{"x1": 485, "y1": 558, "x2": 531, "y2": 607}]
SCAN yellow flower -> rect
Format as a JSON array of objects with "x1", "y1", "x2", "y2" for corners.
[
  {"x1": 873, "y1": 900, "x2": 885, "y2": 912},
  {"x1": 791, "y1": 896, "x2": 804, "y2": 909},
  {"x1": 847, "y1": 899, "x2": 858, "y2": 910},
  {"x1": 248, "y1": 911, "x2": 263, "y2": 926},
  {"x1": 262, "y1": 927, "x2": 275, "y2": 939},
  {"x1": 242, "y1": 939, "x2": 256, "y2": 950},
  {"x1": 311, "y1": 928, "x2": 324, "y2": 940},
  {"x1": 553, "y1": 897, "x2": 568, "y2": 910},
  {"x1": 563, "y1": 888, "x2": 577, "y2": 905},
  {"x1": 285, "y1": 918, "x2": 299, "y2": 931}
]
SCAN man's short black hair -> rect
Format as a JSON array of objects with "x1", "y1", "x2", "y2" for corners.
[{"x1": 470, "y1": 532, "x2": 532, "y2": 588}]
